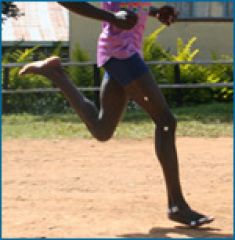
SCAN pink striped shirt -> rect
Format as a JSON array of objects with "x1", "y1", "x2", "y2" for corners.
[{"x1": 97, "y1": 2, "x2": 151, "y2": 67}]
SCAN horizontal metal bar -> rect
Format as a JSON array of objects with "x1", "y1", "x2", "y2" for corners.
[
  {"x1": 159, "y1": 82, "x2": 233, "y2": 89},
  {"x1": 1, "y1": 61, "x2": 96, "y2": 68},
  {"x1": 146, "y1": 60, "x2": 233, "y2": 65},
  {"x1": 1, "y1": 87, "x2": 101, "y2": 94},
  {"x1": 177, "y1": 18, "x2": 233, "y2": 22},
  {"x1": 2, "y1": 83, "x2": 233, "y2": 94},
  {"x1": 2, "y1": 60, "x2": 233, "y2": 68},
  {"x1": 2, "y1": 40, "x2": 69, "y2": 47},
  {"x1": 62, "y1": 61, "x2": 97, "y2": 67}
]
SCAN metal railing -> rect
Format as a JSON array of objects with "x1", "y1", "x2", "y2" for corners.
[{"x1": 2, "y1": 60, "x2": 233, "y2": 112}]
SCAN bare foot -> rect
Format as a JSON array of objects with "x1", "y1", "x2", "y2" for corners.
[
  {"x1": 19, "y1": 56, "x2": 61, "y2": 76},
  {"x1": 168, "y1": 206, "x2": 214, "y2": 228}
]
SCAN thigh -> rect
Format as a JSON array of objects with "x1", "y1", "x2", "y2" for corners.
[
  {"x1": 124, "y1": 71, "x2": 171, "y2": 122},
  {"x1": 99, "y1": 73, "x2": 128, "y2": 130}
]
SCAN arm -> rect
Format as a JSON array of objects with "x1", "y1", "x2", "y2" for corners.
[
  {"x1": 58, "y1": 2, "x2": 138, "y2": 30},
  {"x1": 59, "y1": 2, "x2": 115, "y2": 23}
]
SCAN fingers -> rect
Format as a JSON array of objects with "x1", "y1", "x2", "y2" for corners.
[
  {"x1": 159, "y1": 16, "x2": 173, "y2": 26},
  {"x1": 167, "y1": 15, "x2": 173, "y2": 25},
  {"x1": 157, "y1": 6, "x2": 179, "y2": 26}
]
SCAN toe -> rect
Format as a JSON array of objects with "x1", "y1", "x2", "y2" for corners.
[
  {"x1": 191, "y1": 216, "x2": 214, "y2": 227},
  {"x1": 19, "y1": 67, "x2": 27, "y2": 76}
]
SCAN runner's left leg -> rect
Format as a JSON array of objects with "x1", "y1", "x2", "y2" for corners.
[{"x1": 124, "y1": 71, "x2": 214, "y2": 227}]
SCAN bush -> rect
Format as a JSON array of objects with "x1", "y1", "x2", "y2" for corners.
[
  {"x1": 3, "y1": 28, "x2": 233, "y2": 114},
  {"x1": 3, "y1": 42, "x2": 99, "y2": 114},
  {"x1": 143, "y1": 26, "x2": 233, "y2": 105},
  {"x1": 3, "y1": 43, "x2": 70, "y2": 114}
]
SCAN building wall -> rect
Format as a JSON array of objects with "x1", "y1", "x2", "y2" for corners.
[
  {"x1": 70, "y1": 3, "x2": 233, "y2": 61},
  {"x1": 2, "y1": 2, "x2": 68, "y2": 42}
]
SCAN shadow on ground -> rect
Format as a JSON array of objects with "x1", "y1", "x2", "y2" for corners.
[{"x1": 118, "y1": 226, "x2": 233, "y2": 239}]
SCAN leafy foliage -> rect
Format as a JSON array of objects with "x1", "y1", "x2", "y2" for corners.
[
  {"x1": 143, "y1": 26, "x2": 233, "y2": 105},
  {"x1": 2, "y1": 26, "x2": 233, "y2": 113},
  {"x1": 3, "y1": 44, "x2": 69, "y2": 114},
  {"x1": 2, "y1": 2, "x2": 24, "y2": 22}
]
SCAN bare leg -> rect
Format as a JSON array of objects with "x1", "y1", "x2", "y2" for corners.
[
  {"x1": 19, "y1": 56, "x2": 128, "y2": 141},
  {"x1": 125, "y1": 71, "x2": 214, "y2": 227}
]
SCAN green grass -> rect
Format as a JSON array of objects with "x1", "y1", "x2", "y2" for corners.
[{"x1": 2, "y1": 102, "x2": 233, "y2": 140}]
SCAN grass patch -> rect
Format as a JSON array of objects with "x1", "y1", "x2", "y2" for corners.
[{"x1": 2, "y1": 102, "x2": 233, "y2": 139}]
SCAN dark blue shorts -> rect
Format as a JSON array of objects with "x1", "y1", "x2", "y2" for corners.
[{"x1": 103, "y1": 53, "x2": 149, "y2": 86}]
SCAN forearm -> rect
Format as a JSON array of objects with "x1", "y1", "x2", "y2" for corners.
[
  {"x1": 148, "y1": 6, "x2": 159, "y2": 17},
  {"x1": 58, "y1": 2, "x2": 115, "y2": 23}
]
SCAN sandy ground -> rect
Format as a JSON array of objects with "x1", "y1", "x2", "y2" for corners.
[{"x1": 2, "y1": 138, "x2": 233, "y2": 238}]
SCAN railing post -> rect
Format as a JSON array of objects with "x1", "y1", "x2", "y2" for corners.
[
  {"x1": 3, "y1": 67, "x2": 9, "y2": 113},
  {"x1": 93, "y1": 64, "x2": 101, "y2": 109},
  {"x1": 174, "y1": 64, "x2": 182, "y2": 106}
]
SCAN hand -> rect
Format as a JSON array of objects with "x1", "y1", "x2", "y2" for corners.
[
  {"x1": 157, "y1": 6, "x2": 178, "y2": 26},
  {"x1": 112, "y1": 10, "x2": 138, "y2": 30}
]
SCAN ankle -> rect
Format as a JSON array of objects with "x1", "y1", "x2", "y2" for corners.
[{"x1": 169, "y1": 200, "x2": 189, "y2": 211}]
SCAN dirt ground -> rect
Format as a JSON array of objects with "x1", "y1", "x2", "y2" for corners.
[{"x1": 2, "y1": 138, "x2": 233, "y2": 238}]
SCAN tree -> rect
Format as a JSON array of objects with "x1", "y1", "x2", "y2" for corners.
[{"x1": 2, "y1": 2, "x2": 24, "y2": 22}]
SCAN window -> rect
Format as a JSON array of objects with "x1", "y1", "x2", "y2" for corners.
[{"x1": 170, "y1": 1, "x2": 233, "y2": 21}]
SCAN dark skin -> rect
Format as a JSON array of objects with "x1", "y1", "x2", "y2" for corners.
[
  {"x1": 58, "y1": 2, "x2": 138, "y2": 29},
  {"x1": 19, "y1": 2, "x2": 213, "y2": 228},
  {"x1": 58, "y1": 2, "x2": 178, "y2": 28}
]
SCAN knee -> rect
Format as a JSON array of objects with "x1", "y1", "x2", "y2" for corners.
[
  {"x1": 95, "y1": 130, "x2": 113, "y2": 142},
  {"x1": 157, "y1": 111, "x2": 177, "y2": 133}
]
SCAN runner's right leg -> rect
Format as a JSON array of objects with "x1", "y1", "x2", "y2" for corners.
[{"x1": 19, "y1": 56, "x2": 128, "y2": 141}]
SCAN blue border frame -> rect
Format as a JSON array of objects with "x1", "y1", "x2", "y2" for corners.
[{"x1": 1, "y1": 0, "x2": 234, "y2": 239}]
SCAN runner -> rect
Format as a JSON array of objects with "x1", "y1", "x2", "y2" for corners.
[{"x1": 19, "y1": 2, "x2": 214, "y2": 227}]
